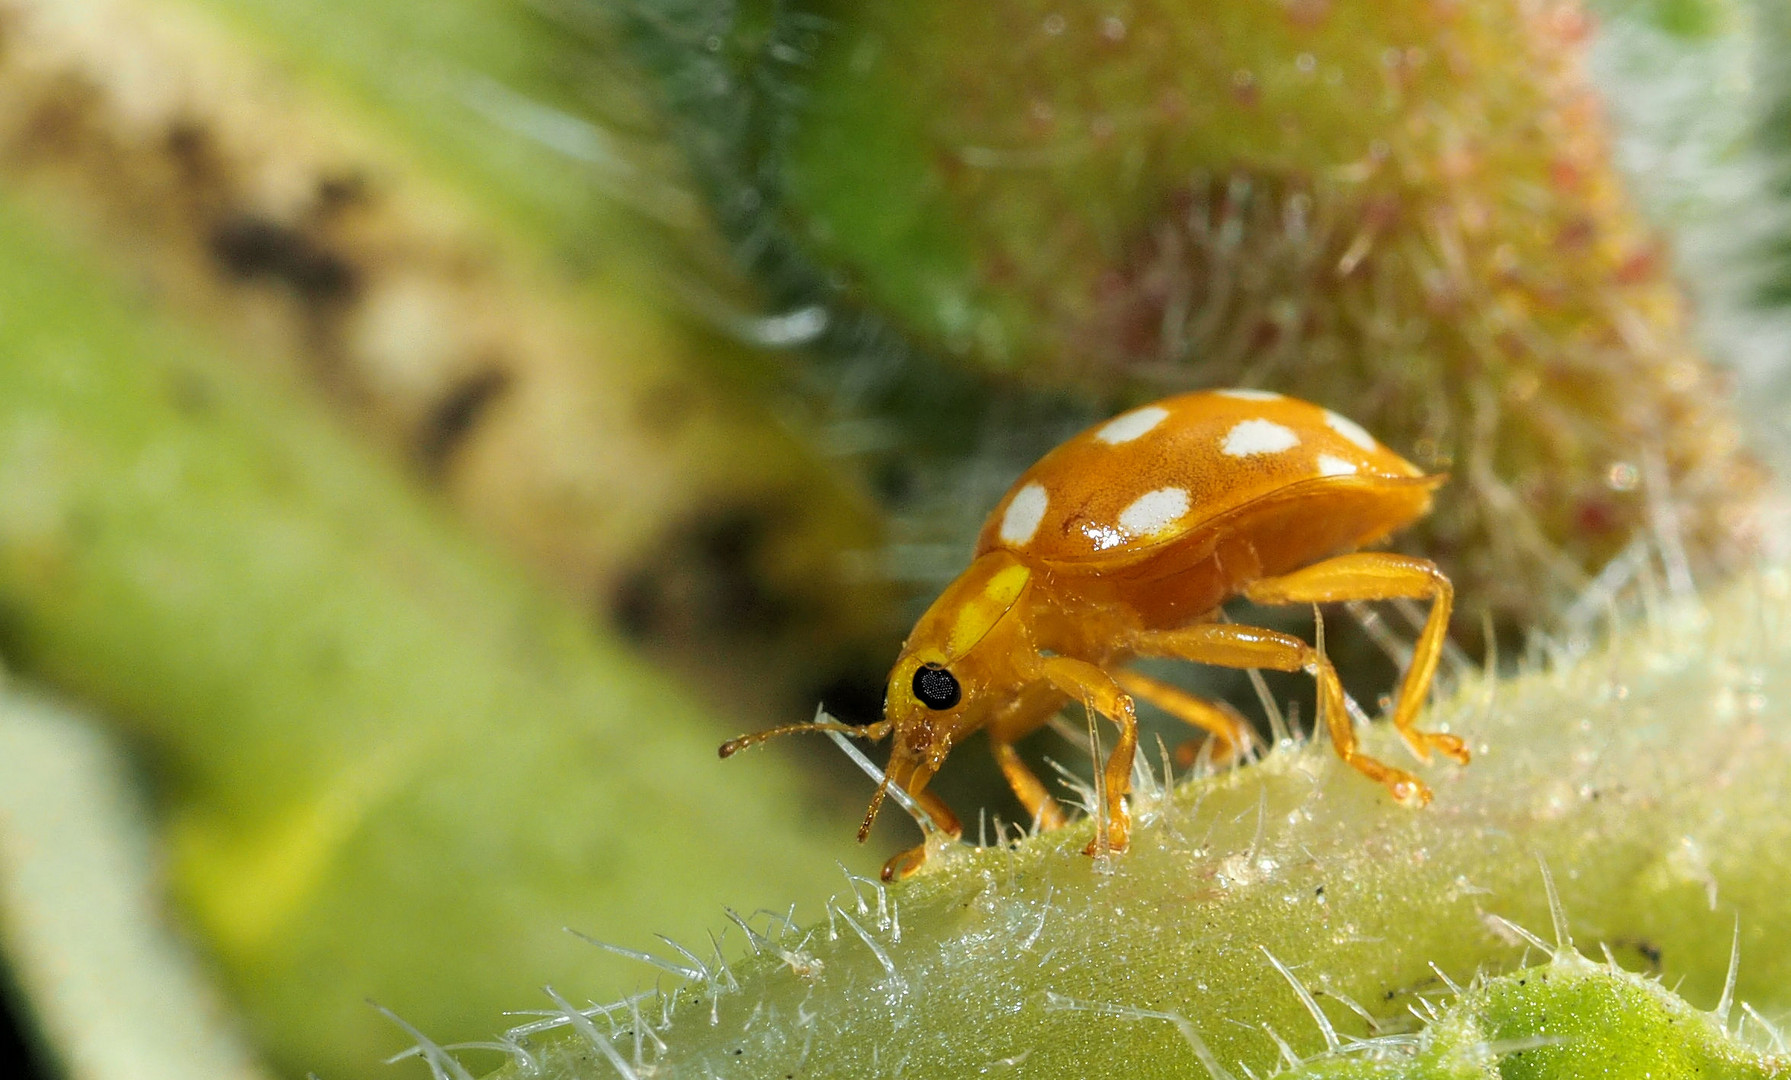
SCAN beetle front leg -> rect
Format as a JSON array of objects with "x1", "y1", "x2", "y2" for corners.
[
  {"x1": 1243, "y1": 552, "x2": 1468, "y2": 765},
  {"x1": 1037, "y1": 656, "x2": 1137, "y2": 855},
  {"x1": 880, "y1": 787, "x2": 963, "y2": 881}
]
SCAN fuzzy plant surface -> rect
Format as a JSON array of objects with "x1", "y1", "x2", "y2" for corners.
[
  {"x1": 0, "y1": 0, "x2": 893, "y2": 720},
  {"x1": 461, "y1": 563, "x2": 1791, "y2": 1080},
  {"x1": 616, "y1": 0, "x2": 1766, "y2": 632},
  {"x1": 0, "y1": 186, "x2": 879, "y2": 1080},
  {"x1": 1273, "y1": 952, "x2": 1787, "y2": 1079}
]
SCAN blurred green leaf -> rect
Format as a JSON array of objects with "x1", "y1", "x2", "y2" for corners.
[
  {"x1": 0, "y1": 186, "x2": 871, "y2": 1080},
  {"x1": 0, "y1": 680, "x2": 275, "y2": 1080}
]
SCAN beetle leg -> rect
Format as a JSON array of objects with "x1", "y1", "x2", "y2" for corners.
[
  {"x1": 1111, "y1": 669, "x2": 1256, "y2": 767},
  {"x1": 1242, "y1": 553, "x2": 1468, "y2": 766},
  {"x1": 1131, "y1": 623, "x2": 1432, "y2": 807},
  {"x1": 983, "y1": 689, "x2": 1072, "y2": 833},
  {"x1": 1037, "y1": 656, "x2": 1137, "y2": 855},
  {"x1": 989, "y1": 738, "x2": 1068, "y2": 833},
  {"x1": 880, "y1": 787, "x2": 963, "y2": 881}
]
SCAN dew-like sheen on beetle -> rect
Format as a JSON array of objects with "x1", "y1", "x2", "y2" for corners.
[{"x1": 721, "y1": 389, "x2": 1469, "y2": 880}]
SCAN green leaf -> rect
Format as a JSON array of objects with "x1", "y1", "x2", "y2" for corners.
[
  {"x1": 0, "y1": 185, "x2": 870, "y2": 1080},
  {"x1": 0, "y1": 679, "x2": 276, "y2": 1080}
]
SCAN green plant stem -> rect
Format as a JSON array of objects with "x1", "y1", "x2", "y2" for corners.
[{"x1": 483, "y1": 566, "x2": 1791, "y2": 1079}]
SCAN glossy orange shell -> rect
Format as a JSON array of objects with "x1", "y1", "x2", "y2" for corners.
[{"x1": 975, "y1": 390, "x2": 1435, "y2": 570}]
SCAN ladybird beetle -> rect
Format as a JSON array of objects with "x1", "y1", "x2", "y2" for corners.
[{"x1": 722, "y1": 389, "x2": 1468, "y2": 880}]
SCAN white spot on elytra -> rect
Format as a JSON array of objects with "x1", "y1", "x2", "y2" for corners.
[
  {"x1": 1216, "y1": 388, "x2": 1284, "y2": 402},
  {"x1": 1222, "y1": 418, "x2": 1300, "y2": 457},
  {"x1": 1325, "y1": 410, "x2": 1377, "y2": 451},
  {"x1": 999, "y1": 483, "x2": 1049, "y2": 545},
  {"x1": 1317, "y1": 454, "x2": 1358, "y2": 476},
  {"x1": 1095, "y1": 405, "x2": 1170, "y2": 444},
  {"x1": 1117, "y1": 487, "x2": 1191, "y2": 537}
]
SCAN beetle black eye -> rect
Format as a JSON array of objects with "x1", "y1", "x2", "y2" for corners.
[{"x1": 911, "y1": 664, "x2": 961, "y2": 710}]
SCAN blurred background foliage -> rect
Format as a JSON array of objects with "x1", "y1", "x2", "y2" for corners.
[{"x1": 0, "y1": 0, "x2": 1785, "y2": 1078}]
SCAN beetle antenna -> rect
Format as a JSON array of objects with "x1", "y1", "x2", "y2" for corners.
[
  {"x1": 719, "y1": 718, "x2": 890, "y2": 758},
  {"x1": 857, "y1": 777, "x2": 891, "y2": 842}
]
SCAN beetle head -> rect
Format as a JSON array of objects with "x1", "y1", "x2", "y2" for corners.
[{"x1": 859, "y1": 552, "x2": 1033, "y2": 837}]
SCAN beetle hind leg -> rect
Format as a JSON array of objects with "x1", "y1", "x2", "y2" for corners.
[
  {"x1": 1243, "y1": 552, "x2": 1469, "y2": 766},
  {"x1": 1129, "y1": 622, "x2": 1433, "y2": 807}
]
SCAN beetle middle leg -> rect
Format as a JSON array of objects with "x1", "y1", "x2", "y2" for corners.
[
  {"x1": 1112, "y1": 669, "x2": 1256, "y2": 767},
  {"x1": 1242, "y1": 552, "x2": 1468, "y2": 765},
  {"x1": 1130, "y1": 622, "x2": 1432, "y2": 806},
  {"x1": 984, "y1": 688, "x2": 1073, "y2": 834},
  {"x1": 989, "y1": 739, "x2": 1069, "y2": 834}
]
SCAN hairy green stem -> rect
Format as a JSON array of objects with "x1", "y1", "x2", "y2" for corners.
[{"x1": 479, "y1": 565, "x2": 1791, "y2": 1079}]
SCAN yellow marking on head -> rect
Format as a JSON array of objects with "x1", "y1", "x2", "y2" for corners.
[{"x1": 945, "y1": 563, "x2": 1031, "y2": 658}]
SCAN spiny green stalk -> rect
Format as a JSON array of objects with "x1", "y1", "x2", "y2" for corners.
[
  {"x1": 1279, "y1": 952, "x2": 1786, "y2": 1079},
  {"x1": 469, "y1": 563, "x2": 1791, "y2": 1079},
  {"x1": 618, "y1": 0, "x2": 1765, "y2": 633}
]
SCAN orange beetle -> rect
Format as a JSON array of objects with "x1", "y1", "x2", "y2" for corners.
[{"x1": 723, "y1": 389, "x2": 1468, "y2": 879}]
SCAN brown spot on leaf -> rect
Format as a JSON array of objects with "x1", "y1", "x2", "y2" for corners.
[
  {"x1": 1555, "y1": 216, "x2": 1595, "y2": 252},
  {"x1": 418, "y1": 366, "x2": 512, "y2": 477},
  {"x1": 210, "y1": 214, "x2": 358, "y2": 304},
  {"x1": 313, "y1": 171, "x2": 371, "y2": 215},
  {"x1": 1284, "y1": 0, "x2": 1332, "y2": 29},
  {"x1": 1613, "y1": 244, "x2": 1662, "y2": 286},
  {"x1": 612, "y1": 505, "x2": 799, "y2": 644},
  {"x1": 635, "y1": 380, "x2": 699, "y2": 442},
  {"x1": 1574, "y1": 496, "x2": 1620, "y2": 537},
  {"x1": 164, "y1": 120, "x2": 217, "y2": 183},
  {"x1": 15, "y1": 73, "x2": 102, "y2": 161}
]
